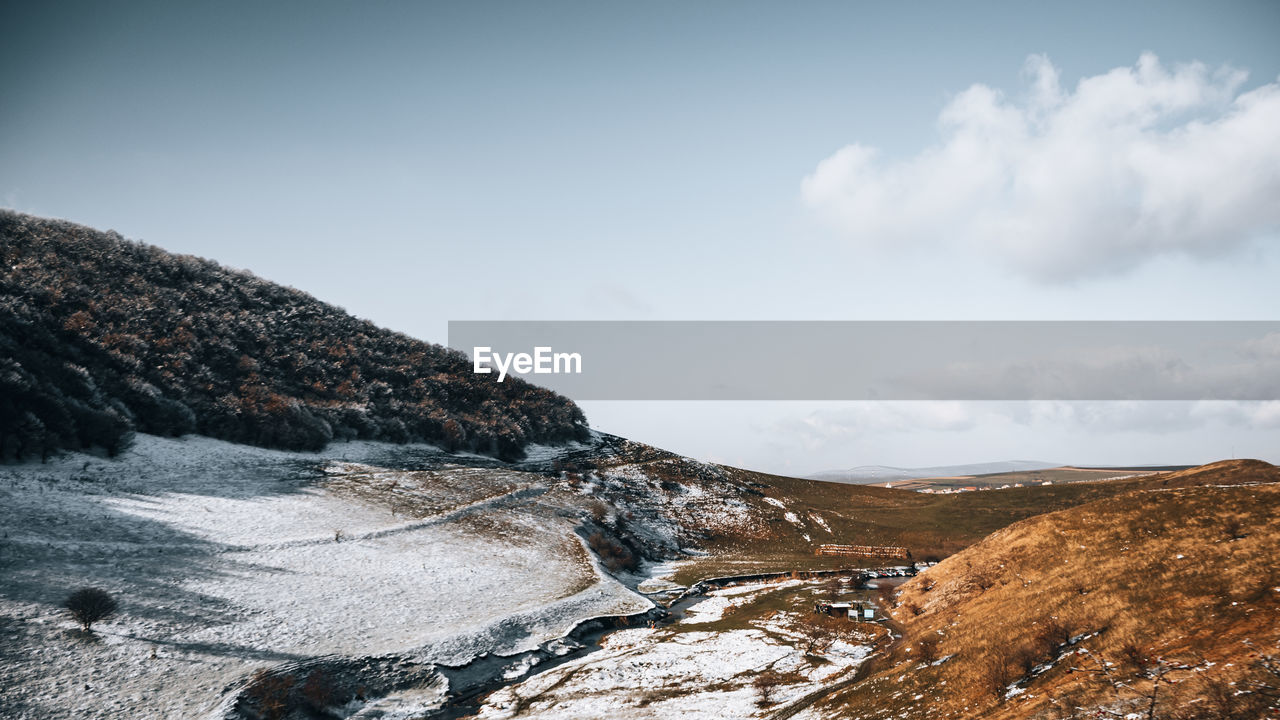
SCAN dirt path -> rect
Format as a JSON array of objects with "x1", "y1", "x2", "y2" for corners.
[{"x1": 253, "y1": 484, "x2": 548, "y2": 550}]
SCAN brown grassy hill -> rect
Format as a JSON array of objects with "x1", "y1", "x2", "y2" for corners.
[
  {"x1": 1150, "y1": 458, "x2": 1279, "y2": 487},
  {"x1": 630, "y1": 460, "x2": 1280, "y2": 584},
  {"x1": 810, "y1": 459, "x2": 1280, "y2": 720}
]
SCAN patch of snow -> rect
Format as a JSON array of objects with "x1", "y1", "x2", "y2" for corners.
[
  {"x1": 680, "y1": 580, "x2": 801, "y2": 624},
  {"x1": 475, "y1": 616, "x2": 870, "y2": 720}
]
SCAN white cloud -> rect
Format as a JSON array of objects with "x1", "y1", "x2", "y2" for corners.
[
  {"x1": 775, "y1": 402, "x2": 989, "y2": 452},
  {"x1": 802, "y1": 54, "x2": 1280, "y2": 280}
]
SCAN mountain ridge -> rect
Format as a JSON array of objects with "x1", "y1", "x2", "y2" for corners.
[{"x1": 809, "y1": 460, "x2": 1061, "y2": 484}]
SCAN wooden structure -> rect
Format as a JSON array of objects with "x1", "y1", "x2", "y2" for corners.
[
  {"x1": 815, "y1": 601, "x2": 878, "y2": 621},
  {"x1": 814, "y1": 544, "x2": 911, "y2": 560}
]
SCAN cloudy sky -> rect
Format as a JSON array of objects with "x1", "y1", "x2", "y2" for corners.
[{"x1": 4, "y1": 1, "x2": 1278, "y2": 474}]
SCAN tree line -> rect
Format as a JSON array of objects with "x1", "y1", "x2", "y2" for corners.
[{"x1": 0, "y1": 211, "x2": 589, "y2": 462}]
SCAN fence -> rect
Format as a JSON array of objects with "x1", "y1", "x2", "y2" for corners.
[{"x1": 814, "y1": 544, "x2": 911, "y2": 560}]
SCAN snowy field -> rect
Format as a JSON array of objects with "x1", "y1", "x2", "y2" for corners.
[
  {"x1": 0, "y1": 435, "x2": 649, "y2": 719},
  {"x1": 472, "y1": 578, "x2": 873, "y2": 720}
]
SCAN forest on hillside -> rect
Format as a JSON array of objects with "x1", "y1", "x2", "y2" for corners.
[{"x1": 0, "y1": 211, "x2": 589, "y2": 461}]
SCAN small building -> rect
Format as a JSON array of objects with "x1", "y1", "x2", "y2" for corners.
[
  {"x1": 815, "y1": 601, "x2": 854, "y2": 618},
  {"x1": 815, "y1": 601, "x2": 880, "y2": 621}
]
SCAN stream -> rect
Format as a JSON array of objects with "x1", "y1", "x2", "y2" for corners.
[
  {"x1": 215, "y1": 565, "x2": 915, "y2": 719},
  {"x1": 425, "y1": 564, "x2": 914, "y2": 719}
]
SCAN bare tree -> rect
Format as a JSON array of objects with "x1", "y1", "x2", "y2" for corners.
[
  {"x1": 875, "y1": 583, "x2": 897, "y2": 609},
  {"x1": 1034, "y1": 616, "x2": 1075, "y2": 655},
  {"x1": 753, "y1": 669, "x2": 785, "y2": 706},
  {"x1": 64, "y1": 587, "x2": 117, "y2": 633},
  {"x1": 1068, "y1": 647, "x2": 1205, "y2": 719},
  {"x1": 1243, "y1": 641, "x2": 1280, "y2": 711},
  {"x1": 917, "y1": 635, "x2": 941, "y2": 664},
  {"x1": 981, "y1": 647, "x2": 1016, "y2": 701},
  {"x1": 1013, "y1": 642, "x2": 1044, "y2": 675},
  {"x1": 245, "y1": 669, "x2": 296, "y2": 720},
  {"x1": 824, "y1": 576, "x2": 843, "y2": 600},
  {"x1": 795, "y1": 613, "x2": 842, "y2": 655}
]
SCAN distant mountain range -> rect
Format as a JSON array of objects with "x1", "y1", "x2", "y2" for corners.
[{"x1": 808, "y1": 460, "x2": 1061, "y2": 485}]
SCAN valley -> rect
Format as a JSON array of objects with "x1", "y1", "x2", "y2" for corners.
[
  {"x1": 5, "y1": 430, "x2": 1275, "y2": 719},
  {"x1": 2, "y1": 213, "x2": 1276, "y2": 719}
]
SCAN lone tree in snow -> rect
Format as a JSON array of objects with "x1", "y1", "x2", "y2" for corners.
[
  {"x1": 64, "y1": 587, "x2": 117, "y2": 633},
  {"x1": 753, "y1": 669, "x2": 785, "y2": 706}
]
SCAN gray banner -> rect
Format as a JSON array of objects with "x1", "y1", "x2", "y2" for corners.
[{"x1": 447, "y1": 321, "x2": 1280, "y2": 401}]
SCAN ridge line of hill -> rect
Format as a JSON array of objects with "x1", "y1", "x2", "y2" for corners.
[{"x1": 1, "y1": 211, "x2": 588, "y2": 461}]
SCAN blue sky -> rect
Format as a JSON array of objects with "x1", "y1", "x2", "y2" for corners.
[{"x1": 4, "y1": 1, "x2": 1279, "y2": 473}]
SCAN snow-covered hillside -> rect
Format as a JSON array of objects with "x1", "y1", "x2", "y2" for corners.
[{"x1": 0, "y1": 435, "x2": 653, "y2": 719}]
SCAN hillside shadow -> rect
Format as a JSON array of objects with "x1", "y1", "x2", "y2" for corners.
[
  {"x1": 0, "y1": 453, "x2": 317, "y2": 644},
  {"x1": 0, "y1": 433, "x2": 587, "y2": 662},
  {"x1": 1, "y1": 501, "x2": 263, "y2": 630}
]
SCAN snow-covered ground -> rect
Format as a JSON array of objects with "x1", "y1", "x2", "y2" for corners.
[
  {"x1": 0, "y1": 435, "x2": 648, "y2": 719},
  {"x1": 679, "y1": 579, "x2": 803, "y2": 625},
  {"x1": 472, "y1": 578, "x2": 873, "y2": 720}
]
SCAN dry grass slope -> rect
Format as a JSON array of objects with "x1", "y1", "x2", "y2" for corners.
[
  {"x1": 656, "y1": 461, "x2": 1278, "y2": 585},
  {"x1": 817, "y1": 459, "x2": 1280, "y2": 720}
]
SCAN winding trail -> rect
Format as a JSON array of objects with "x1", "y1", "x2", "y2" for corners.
[{"x1": 253, "y1": 484, "x2": 547, "y2": 550}]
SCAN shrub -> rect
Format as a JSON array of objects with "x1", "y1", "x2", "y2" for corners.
[
  {"x1": 917, "y1": 635, "x2": 941, "y2": 664},
  {"x1": 587, "y1": 500, "x2": 610, "y2": 524},
  {"x1": 968, "y1": 568, "x2": 997, "y2": 591},
  {"x1": 1034, "y1": 616, "x2": 1074, "y2": 654},
  {"x1": 1012, "y1": 642, "x2": 1042, "y2": 675},
  {"x1": 753, "y1": 669, "x2": 785, "y2": 706},
  {"x1": 64, "y1": 587, "x2": 117, "y2": 633},
  {"x1": 301, "y1": 669, "x2": 337, "y2": 711},
  {"x1": 824, "y1": 577, "x2": 843, "y2": 600},
  {"x1": 1222, "y1": 516, "x2": 1247, "y2": 541},
  {"x1": 981, "y1": 648, "x2": 1016, "y2": 701},
  {"x1": 1117, "y1": 636, "x2": 1153, "y2": 673},
  {"x1": 244, "y1": 670, "x2": 295, "y2": 720},
  {"x1": 586, "y1": 531, "x2": 637, "y2": 573},
  {"x1": 796, "y1": 613, "x2": 849, "y2": 655}
]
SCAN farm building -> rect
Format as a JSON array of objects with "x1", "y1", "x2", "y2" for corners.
[{"x1": 815, "y1": 601, "x2": 877, "y2": 620}]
